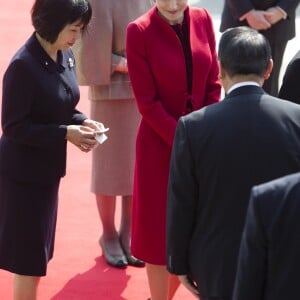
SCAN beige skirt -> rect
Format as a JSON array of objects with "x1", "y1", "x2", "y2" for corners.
[{"x1": 90, "y1": 98, "x2": 140, "y2": 195}]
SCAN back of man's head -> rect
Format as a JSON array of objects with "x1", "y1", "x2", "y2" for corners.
[{"x1": 218, "y1": 26, "x2": 272, "y2": 78}]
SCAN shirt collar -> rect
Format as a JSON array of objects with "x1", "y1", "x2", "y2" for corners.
[{"x1": 227, "y1": 81, "x2": 260, "y2": 95}]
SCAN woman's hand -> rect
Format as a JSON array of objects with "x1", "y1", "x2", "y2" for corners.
[
  {"x1": 66, "y1": 124, "x2": 98, "y2": 152},
  {"x1": 82, "y1": 118, "x2": 105, "y2": 132},
  {"x1": 115, "y1": 57, "x2": 128, "y2": 73},
  {"x1": 239, "y1": 10, "x2": 272, "y2": 30},
  {"x1": 265, "y1": 7, "x2": 287, "y2": 25}
]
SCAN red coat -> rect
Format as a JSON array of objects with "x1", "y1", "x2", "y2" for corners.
[{"x1": 126, "y1": 6, "x2": 221, "y2": 264}]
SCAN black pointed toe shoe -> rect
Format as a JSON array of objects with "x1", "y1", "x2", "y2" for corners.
[
  {"x1": 125, "y1": 253, "x2": 145, "y2": 267},
  {"x1": 99, "y1": 238, "x2": 128, "y2": 269},
  {"x1": 119, "y1": 239, "x2": 145, "y2": 268}
]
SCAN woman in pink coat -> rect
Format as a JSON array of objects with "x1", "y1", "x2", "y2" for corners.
[
  {"x1": 73, "y1": 0, "x2": 151, "y2": 269},
  {"x1": 126, "y1": 0, "x2": 221, "y2": 299}
]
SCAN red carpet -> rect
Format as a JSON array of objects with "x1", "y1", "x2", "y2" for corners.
[{"x1": 0, "y1": 1, "x2": 194, "y2": 299}]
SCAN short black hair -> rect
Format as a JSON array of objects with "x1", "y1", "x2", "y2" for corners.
[
  {"x1": 218, "y1": 26, "x2": 272, "y2": 77},
  {"x1": 31, "y1": 0, "x2": 92, "y2": 43}
]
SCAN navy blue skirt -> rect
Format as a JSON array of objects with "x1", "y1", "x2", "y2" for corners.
[{"x1": 0, "y1": 175, "x2": 60, "y2": 276}]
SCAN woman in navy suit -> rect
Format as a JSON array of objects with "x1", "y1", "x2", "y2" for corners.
[{"x1": 0, "y1": 0, "x2": 105, "y2": 299}]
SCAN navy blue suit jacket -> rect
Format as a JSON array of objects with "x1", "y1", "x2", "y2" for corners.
[
  {"x1": 167, "y1": 85, "x2": 300, "y2": 298},
  {"x1": 0, "y1": 33, "x2": 86, "y2": 183},
  {"x1": 233, "y1": 172, "x2": 300, "y2": 300},
  {"x1": 279, "y1": 50, "x2": 300, "y2": 104}
]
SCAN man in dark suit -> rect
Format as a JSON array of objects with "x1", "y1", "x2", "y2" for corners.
[
  {"x1": 220, "y1": 0, "x2": 300, "y2": 96},
  {"x1": 279, "y1": 50, "x2": 300, "y2": 104},
  {"x1": 233, "y1": 172, "x2": 300, "y2": 300},
  {"x1": 167, "y1": 26, "x2": 300, "y2": 300}
]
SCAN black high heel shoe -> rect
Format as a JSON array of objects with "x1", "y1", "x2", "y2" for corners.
[
  {"x1": 119, "y1": 239, "x2": 145, "y2": 268},
  {"x1": 99, "y1": 237, "x2": 128, "y2": 269},
  {"x1": 125, "y1": 252, "x2": 145, "y2": 267}
]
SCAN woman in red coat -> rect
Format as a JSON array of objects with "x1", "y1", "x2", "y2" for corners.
[{"x1": 126, "y1": 0, "x2": 221, "y2": 298}]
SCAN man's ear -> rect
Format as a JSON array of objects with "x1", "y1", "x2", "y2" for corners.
[
  {"x1": 218, "y1": 62, "x2": 226, "y2": 80},
  {"x1": 263, "y1": 59, "x2": 273, "y2": 80}
]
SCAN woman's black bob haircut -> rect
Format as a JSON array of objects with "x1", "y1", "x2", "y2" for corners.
[{"x1": 31, "y1": 0, "x2": 92, "y2": 43}]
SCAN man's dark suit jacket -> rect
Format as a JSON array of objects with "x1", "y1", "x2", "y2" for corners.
[
  {"x1": 220, "y1": 0, "x2": 299, "y2": 43},
  {"x1": 167, "y1": 85, "x2": 300, "y2": 298},
  {"x1": 233, "y1": 172, "x2": 300, "y2": 300},
  {"x1": 279, "y1": 50, "x2": 300, "y2": 104},
  {"x1": 220, "y1": 1, "x2": 300, "y2": 96}
]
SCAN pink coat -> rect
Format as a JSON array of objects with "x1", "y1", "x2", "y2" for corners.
[
  {"x1": 73, "y1": 0, "x2": 152, "y2": 99},
  {"x1": 126, "y1": 6, "x2": 221, "y2": 264}
]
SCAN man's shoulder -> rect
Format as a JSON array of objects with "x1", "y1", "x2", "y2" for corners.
[
  {"x1": 127, "y1": 7, "x2": 153, "y2": 30},
  {"x1": 181, "y1": 101, "x2": 224, "y2": 127},
  {"x1": 267, "y1": 94, "x2": 300, "y2": 112},
  {"x1": 252, "y1": 172, "x2": 300, "y2": 209},
  {"x1": 188, "y1": 6, "x2": 210, "y2": 19},
  {"x1": 287, "y1": 50, "x2": 300, "y2": 67}
]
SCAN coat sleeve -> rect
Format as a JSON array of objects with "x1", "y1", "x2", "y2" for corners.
[
  {"x1": 278, "y1": 53, "x2": 300, "y2": 104},
  {"x1": 71, "y1": 109, "x2": 87, "y2": 125},
  {"x1": 167, "y1": 117, "x2": 199, "y2": 274},
  {"x1": 277, "y1": 0, "x2": 300, "y2": 14},
  {"x1": 225, "y1": 0, "x2": 300, "y2": 18},
  {"x1": 225, "y1": 0, "x2": 254, "y2": 19},
  {"x1": 232, "y1": 187, "x2": 267, "y2": 300},
  {"x1": 126, "y1": 22, "x2": 177, "y2": 147},
  {"x1": 2, "y1": 60, "x2": 67, "y2": 148}
]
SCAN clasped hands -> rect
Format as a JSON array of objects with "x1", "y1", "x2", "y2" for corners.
[
  {"x1": 66, "y1": 119, "x2": 107, "y2": 152},
  {"x1": 239, "y1": 6, "x2": 287, "y2": 31}
]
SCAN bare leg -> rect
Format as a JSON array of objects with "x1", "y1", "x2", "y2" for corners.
[
  {"x1": 13, "y1": 274, "x2": 40, "y2": 300},
  {"x1": 167, "y1": 274, "x2": 181, "y2": 300},
  {"x1": 146, "y1": 263, "x2": 180, "y2": 300},
  {"x1": 96, "y1": 195, "x2": 124, "y2": 257}
]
